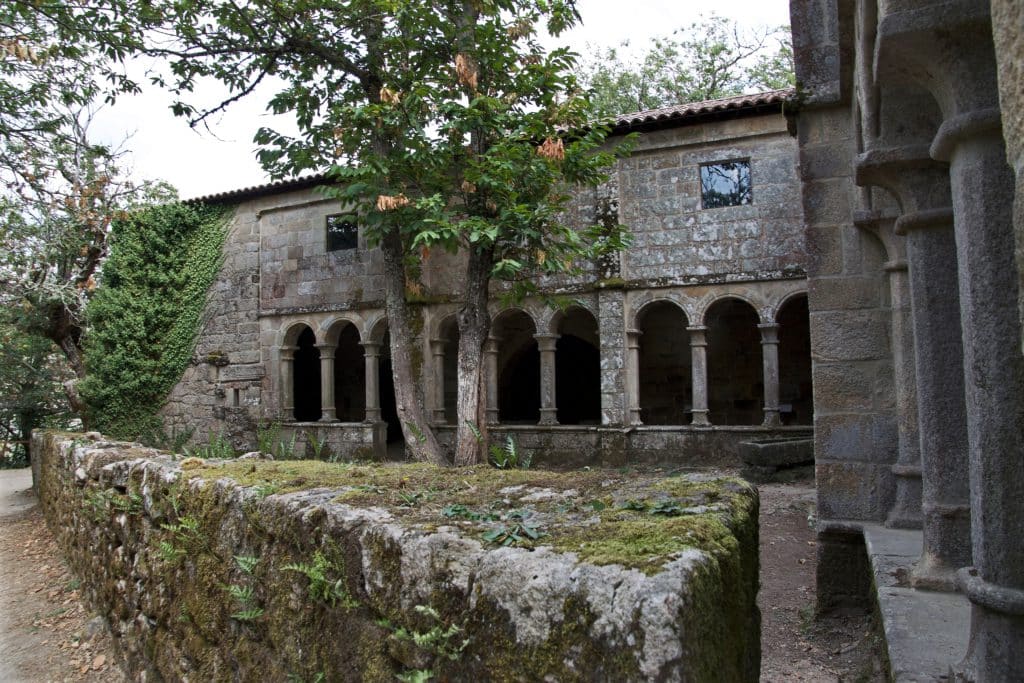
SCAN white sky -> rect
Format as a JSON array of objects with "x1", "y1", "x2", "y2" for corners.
[{"x1": 92, "y1": 1, "x2": 791, "y2": 201}]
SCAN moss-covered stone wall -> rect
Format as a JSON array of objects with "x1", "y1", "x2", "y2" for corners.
[{"x1": 33, "y1": 431, "x2": 760, "y2": 682}]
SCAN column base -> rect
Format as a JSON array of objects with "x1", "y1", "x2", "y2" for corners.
[
  {"x1": 911, "y1": 551, "x2": 962, "y2": 592},
  {"x1": 431, "y1": 409, "x2": 446, "y2": 424},
  {"x1": 691, "y1": 410, "x2": 711, "y2": 427},
  {"x1": 319, "y1": 413, "x2": 339, "y2": 423},
  {"x1": 485, "y1": 409, "x2": 499, "y2": 426},
  {"x1": 953, "y1": 567, "x2": 1024, "y2": 681},
  {"x1": 762, "y1": 410, "x2": 781, "y2": 427},
  {"x1": 539, "y1": 409, "x2": 558, "y2": 426}
]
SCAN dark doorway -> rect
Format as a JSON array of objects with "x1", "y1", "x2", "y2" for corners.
[
  {"x1": 495, "y1": 311, "x2": 540, "y2": 424},
  {"x1": 441, "y1": 318, "x2": 460, "y2": 424},
  {"x1": 778, "y1": 295, "x2": 813, "y2": 425},
  {"x1": 293, "y1": 326, "x2": 322, "y2": 421},
  {"x1": 555, "y1": 308, "x2": 601, "y2": 425},
  {"x1": 637, "y1": 301, "x2": 691, "y2": 425},
  {"x1": 333, "y1": 323, "x2": 365, "y2": 421},
  {"x1": 706, "y1": 298, "x2": 762, "y2": 425},
  {"x1": 378, "y1": 332, "x2": 401, "y2": 443}
]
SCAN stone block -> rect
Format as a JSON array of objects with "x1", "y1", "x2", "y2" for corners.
[
  {"x1": 809, "y1": 309, "x2": 890, "y2": 360},
  {"x1": 815, "y1": 413, "x2": 897, "y2": 464}
]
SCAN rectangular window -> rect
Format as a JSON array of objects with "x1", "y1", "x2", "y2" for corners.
[
  {"x1": 326, "y1": 214, "x2": 358, "y2": 251},
  {"x1": 700, "y1": 160, "x2": 752, "y2": 209}
]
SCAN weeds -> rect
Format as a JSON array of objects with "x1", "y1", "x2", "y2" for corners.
[
  {"x1": 489, "y1": 436, "x2": 531, "y2": 470},
  {"x1": 185, "y1": 430, "x2": 236, "y2": 460},
  {"x1": 283, "y1": 550, "x2": 358, "y2": 609}
]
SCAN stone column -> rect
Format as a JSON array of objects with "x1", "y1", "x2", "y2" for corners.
[
  {"x1": 429, "y1": 338, "x2": 446, "y2": 423},
  {"x1": 484, "y1": 336, "x2": 499, "y2": 425},
  {"x1": 535, "y1": 333, "x2": 559, "y2": 425},
  {"x1": 758, "y1": 323, "x2": 781, "y2": 427},
  {"x1": 597, "y1": 288, "x2": 628, "y2": 426},
  {"x1": 278, "y1": 345, "x2": 297, "y2": 421},
  {"x1": 857, "y1": 149, "x2": 971, "y2": 591},
  {"x1": 361, "y1": 341, "x2": 381, "y2": 423},
  {"x1": 626, "y1": 329, "x2": 642, "y2": 424},
  {"x1": 935, "y1": 114, "x2": 1024, "y2": 678},
  {"x1": 883, "y1": 257, "x2": 923, "y2": 530},
  {"x1": 688, "y1": 326, "x2": 710, "y2": 426},
  {"x1": 316, "y1": 343, "x2": 338, "y2": 422},
  {"x1": 874, "y1": 10, "x2": 1024, "y2": 674}
]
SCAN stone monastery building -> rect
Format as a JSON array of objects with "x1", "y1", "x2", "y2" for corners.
[
  {"x1": 163, "y1": 89, "x2": 814, "y2": 466},
  {"x1": 161, "y1": 0, "x2": 1024, "y2": 675}
]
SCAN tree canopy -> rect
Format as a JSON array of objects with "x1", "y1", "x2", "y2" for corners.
[
  {"x1": 578, "y1": 13, "x2": 794, "y2": 117},
  {"x1": 141, "y1": 0, "x2": 629, "y2": 464}
]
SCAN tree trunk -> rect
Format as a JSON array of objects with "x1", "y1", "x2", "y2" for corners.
[
  {"x1": 454, "y1": 245, "x2": 493, "y2": 465},
  {"x1": 380, "y1": 226, "x2": 447, "y2": 465}
]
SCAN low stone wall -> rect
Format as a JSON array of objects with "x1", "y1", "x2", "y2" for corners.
[{"x1": 33, "y1": 431, "x2": 761, "y2": 682}]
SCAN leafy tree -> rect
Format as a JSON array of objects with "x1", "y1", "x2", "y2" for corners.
[
  {"x1": 578, "y1": 13, "x2": 794, "y2": 117},
  {"x1": 143, "y1": 0, "x2": 628, "y2": 465},
  {"x1": 0, "y1": 310, "x2": 73, "y2": 467},
  {"x1": 1, "y1": 3, "x2": 173, "y2": 419}
]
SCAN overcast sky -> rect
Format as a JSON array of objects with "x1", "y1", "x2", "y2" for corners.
[{"x1": 92, "y1": 1, "x2": 792, "y2": 201}]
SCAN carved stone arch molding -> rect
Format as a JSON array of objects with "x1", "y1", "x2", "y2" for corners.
[
  {"x1": 318, "y1": 313, "x2": 366, "y2": 345},
  {"x1": 694, "y1": 290, "x2": 763, "y2": 326},
  {"x1": 628, "y1": 290, "x2": 691, "y2": 329}
]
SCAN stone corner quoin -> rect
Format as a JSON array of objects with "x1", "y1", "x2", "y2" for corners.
[{"x1": 33, "y1": 430, "x2": 761, "y2": 682}]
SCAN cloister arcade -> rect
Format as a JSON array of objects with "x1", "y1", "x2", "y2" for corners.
[{"x1": 273, "y1": 289, "x2": 812, "y2": 435}]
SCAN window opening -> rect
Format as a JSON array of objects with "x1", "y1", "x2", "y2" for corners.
[
  {"x1": 326, "y1": 214, "x2": 358, "y2": 251},
  {"x1": 700, "y1": 160, "x2": 752, "y2": 208}
]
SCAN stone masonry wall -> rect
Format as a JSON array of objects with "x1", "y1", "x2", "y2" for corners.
[{"x1": 34, "y1": 431, "x2": 761, "y2": 682}]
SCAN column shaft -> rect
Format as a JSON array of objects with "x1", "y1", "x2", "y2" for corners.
[
  {"x1": 430, "y1": 339, "x2": 446, "y2": 423},
  {"x1": 902, "y1": 212, "x2": 972, "y2": 591},
  {"x1": 279, "y1": 346, "x2": 296, "y2": 421},
  {"x1": 317, "y1": 344, "x2": 338, "y2": 422},
  {"x1": 626, "y1": 329, "x2": 642, "y2": 424},
  {"x1": 536, "y1": 333, "x2": 559, "y2": 425},
  {"x1": 758, "y1": 323, "x2": 781, "y2": 427},
  {"x1": 484, "y1": 337, "x2": 499, "y2": 425},
  {"x1": 362, "y1": 342, "x2": 381, "y2": 423},
  {"x1": 688, "y1": 326, "x2": 710, "y2": 426}
]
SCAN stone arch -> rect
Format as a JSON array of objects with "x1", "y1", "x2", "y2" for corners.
[
  {"x1": 695, "y1": 291, "x2": 761, "y2": 327},
  {"x1": 492, "y1": 309, "x2": 539, "y2": 424},
  {"x1": 553, "y1": 306, "x2": 601, "y2": 425},
  {"x1": 365, "y1": 314, "x2": 390, "y2": 344},
  {"x1": 705, "y1": 297, "x2": 762, "y2": 425},
  {"x1": 323, "y1": 318, "x2": 365, "y2": 422},
  {"x1": 636, "y1": 300, "x2": 692, "y2": 425},
  {"x1": 775, "y1": 293, "x2": 813, "y2": 426},
  {"x1": 319, "y1": 313, "x2": 365, "y2": 346},
  {"x1": 280, "y1": 319, "x2": 320, "y2": 347},
  {"x1": 629, "y1": 291, "x2": 692, "y2": 330}
]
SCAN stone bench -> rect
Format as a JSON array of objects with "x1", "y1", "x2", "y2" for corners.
[{"x1": 739, "y1": 437, "x2": 814, "y2": 483}]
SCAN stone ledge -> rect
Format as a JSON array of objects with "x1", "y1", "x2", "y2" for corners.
[
  {"x1": 33, "y1": 431, "x2": 761, "y2": 682},
  {"x1": 861, "y1": 524, "x2": 971, "y2": 682}
]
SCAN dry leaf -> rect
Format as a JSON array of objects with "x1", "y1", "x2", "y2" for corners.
[
  {"x1": 536, "y1": 137, "x2": 565, "y2": 161},
  {"x1": 92, "y1": 654, "x2": 106, "y2": 670}
]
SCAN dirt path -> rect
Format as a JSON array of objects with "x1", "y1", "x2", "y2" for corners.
[
  {"x1": 758, "y1": 481, "x2": 885, "y2": 682},
  {"x1": 0, "y1": 468, "x2": 126, "y2": 683},
  {"x1": 1, "y1": 468, "x2": 882, "y2": 681}
]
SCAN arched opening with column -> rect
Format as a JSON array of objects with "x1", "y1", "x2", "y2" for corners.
[
  {"x1": 705, "y1": 297, "x2": 762, "y2": 425},
  {"x1": 326, "y1": 321, "x2": 365, "y2": 422},
  {"x1": 367, "y1": 320, "x2": 402, "y2": 444},
  {"x1": 292, "y1": 325, "x2": 322, "y2": 422},
  {"x1": 494, "y1": 310, "x2": 539, "y2": 424},
  {"x1": 554, "y1": 307, "x2": 601, "y2": 425},
  {"x1": 636, "y1": 300, "x2": 691, "y2": 425},
  {"x1": 776, "y1": 294, "x2": 813, "y2": 425},
  {"x1": 439, "y1": 316, "x2": 460, "y2": 424}
]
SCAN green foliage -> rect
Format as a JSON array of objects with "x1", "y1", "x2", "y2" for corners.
[
  {"x1": 305, "y1": 431, "x2": 327, "y2": 460},
  {"x1": 488, "y1": 436, "x2": 531, "y2": 470},
  {"x1": 283, "y1": 550, "x2": 358, "y2": 609},
  {"x1": 481, "y1": 522, "x2": 548, "y2": 548},
  {"x1": 83, "y1": 487, "x2": 142, "y2": 520},
  {"x1": 579, "y1": 13, "x2": 794, "y2": 117},
  {"x1": 80, "y1": 202, "x2": 230, "y2": 439},
  {"x1": 185, "y1": 430, "x2": 236, "y2": 460}
]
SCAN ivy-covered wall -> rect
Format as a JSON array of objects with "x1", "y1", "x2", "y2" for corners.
[{"x1": 80, "y1": 202, "x2": 230, "y2": 441}]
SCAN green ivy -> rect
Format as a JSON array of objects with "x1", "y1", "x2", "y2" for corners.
[{"x1": 80, "y1": 202, "x2": 231, "y2": 439}]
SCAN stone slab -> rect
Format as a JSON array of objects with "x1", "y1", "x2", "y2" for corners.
[{"x1": 862, "y1": 524, "x2": 970, "y2": 682}]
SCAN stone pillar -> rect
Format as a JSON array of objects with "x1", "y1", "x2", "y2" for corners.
[
  {"x1": 688, "y1": 326, "x2": 710, "y2": 427},
  {"x1": 883, "y1": 257, "x2": 923, "y2": 530},
  {"x1": 626, "y1": 329, "x2": 642, "y2": 425},
  {"x1": 856, "y1": 149, "x2": 971, "y2": 591},
  {"x1": 361, "y1": 341, "x2": 381, "y2": 423},
  {"x1": 279, "y1": 345, "x2": 297, "y2": 421},
  {"x1": 758, "y1": 323, "x2": 781, "y2": 427},
  {"x1": 597, "y1": 288, "x2": 628, "y2": 426},
  {"x1": 484, "y1": 336, "x2": 499, "y2": 425},
  {"x1": 429, "y1": 338, "x2": 446, "y2": 423},
  {"x1": 934, "y1": 114, "x2": 1024, "y2": 678},
  {"x1": 900, "y1": 207, "x2": 971, "y2": 590},
  {"x1": 535, "y1": 333, "x2": 559, "y2": 425},
  {"x1": 316, "y1": 344, "x2": 338, "y2": 422}
]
